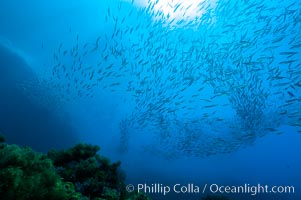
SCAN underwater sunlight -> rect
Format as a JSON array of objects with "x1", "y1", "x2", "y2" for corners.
[{"x1": 128, "y1": 0, "x2": 217, "y2": 27}]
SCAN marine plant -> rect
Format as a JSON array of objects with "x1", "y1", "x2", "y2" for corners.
[
  {"x1": 0, "y1": 141, "x2": 81, "y2": 200},
  {"x1": 0, "y1": 136, "x2": 150, "y2": 200},
  {"x1": 48, "y1": 143, "x2": 150, "y2": 200},
  {"x1": 48, "y1": 143, "x2": 121, "y2": 199}
]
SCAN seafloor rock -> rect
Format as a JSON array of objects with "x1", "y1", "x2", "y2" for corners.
[
  {"x1": 0, "y1": 135, "x2": 150, "y2": 200},
  {"x1": 0, "y1": 141, "x2": 80, "y2": 200},
  {"x1": 0, "y1": 43, "x2": 77, "y2": 151}
]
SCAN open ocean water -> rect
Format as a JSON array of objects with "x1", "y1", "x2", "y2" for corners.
[{"x1": 1, "y1": 0, "x2": 301, "y2": 199}]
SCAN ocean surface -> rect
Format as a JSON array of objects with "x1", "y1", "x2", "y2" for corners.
[{"x1": 1, "y1": 0, "x2": 301, "y2": 199}]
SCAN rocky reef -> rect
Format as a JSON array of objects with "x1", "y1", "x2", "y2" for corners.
[{"x1": 0, "y1": 135, "x2": 150, "y2": 200}]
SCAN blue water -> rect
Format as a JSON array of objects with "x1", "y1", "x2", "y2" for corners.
[{"x1": 1, "y1": 0, "x2": 301, "y2": 199}]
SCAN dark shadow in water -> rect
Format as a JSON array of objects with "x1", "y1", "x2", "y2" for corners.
[{"x1": 0, "y1": 43, "x2": 78, "y2": 152}]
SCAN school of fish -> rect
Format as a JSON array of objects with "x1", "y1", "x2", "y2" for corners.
[{"x1": 20, "y1": 0, "x2": 301, "y2": 158}]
